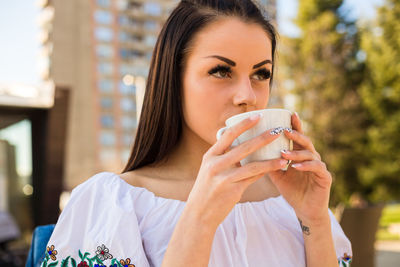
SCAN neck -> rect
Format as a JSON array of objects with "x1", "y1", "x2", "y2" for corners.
[
  {"x1": 151, "y1": 122, "x2": 211, "y2": 180},
  {"x1": 146, "y1": 122, "x2": 280, "y2": 200}
]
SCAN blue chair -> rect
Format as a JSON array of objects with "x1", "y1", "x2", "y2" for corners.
[{"x1": 25, "y1": 224, "x2": 55, "y2": 267}]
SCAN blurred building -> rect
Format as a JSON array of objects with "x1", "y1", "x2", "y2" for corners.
[
  {"x1": 258, "y1": 0, "x2": 286, "y2": 109},
  {"x1": 37, "y1": 0, "x2": 280, "y2": 191},
  {"x1": 38, "y1": 0, "x2": 179, "y2": 189},
  {"x1": 0, "y1": 82, "x2": 69, "y2": 232}
]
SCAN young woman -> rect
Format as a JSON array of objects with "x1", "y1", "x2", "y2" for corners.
[{"x1": 41, "y1": 1, "x2": 352, "y2": 266}]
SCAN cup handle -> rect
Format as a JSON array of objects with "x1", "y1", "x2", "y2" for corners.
[{"x1": 216, "y1": 126, "x2": 240, "y2": 147}]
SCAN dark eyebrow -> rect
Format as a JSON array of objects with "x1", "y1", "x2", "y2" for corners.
[
  {"x1": 205, "y1": 55, "x2": 236, "y2": 66},
  {"x1": 253, "y1": 59, "x2": 273, "y2": 69},
  {"x1": 205, "y1": 55, "x2": 272, "y2": 69}
]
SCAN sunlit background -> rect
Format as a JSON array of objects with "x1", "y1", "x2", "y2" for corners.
[
  {"x1": 0, "y1": 0, "x2": 398, "y2": 266},
  {"x1": 0, "y1": 0, "x2": 385, "y2": 189}
]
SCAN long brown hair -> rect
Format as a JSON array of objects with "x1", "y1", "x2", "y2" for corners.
[{"x1": 122, "y1": 0, "x2": 277, "y2": 173}]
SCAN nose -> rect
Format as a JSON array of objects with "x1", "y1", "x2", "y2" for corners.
[{"x1": 232, "y1": 77, "x2": 257, "y2": 107}]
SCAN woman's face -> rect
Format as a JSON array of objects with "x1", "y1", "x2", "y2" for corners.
[{"x1": 182, "y1": 17, "x2": 273, "y2": 146}]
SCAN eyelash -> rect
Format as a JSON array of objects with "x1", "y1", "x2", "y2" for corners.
[{"x1": 207, "y1": 65, "x2": 272, "y2": 80}]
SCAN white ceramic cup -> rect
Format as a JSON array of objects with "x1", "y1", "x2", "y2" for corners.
[{"x1": 216, "y1": 108, "x2": 293, "y2": 166}]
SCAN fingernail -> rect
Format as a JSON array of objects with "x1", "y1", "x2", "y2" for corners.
[
  {"x1": 250, "y1": 113, "x2": 263, "y2": 121},
  {"x1": 292, "y1": 163, "x2": 302, "y2": 168},
  {"x1": 270, "y1": 127, "x2": 284, "y2": 135},
  {"x1": 281, "y1": 149, "x2": 291, "y2": 154},
  {"x1": 284, "y1": 127, "x2": 293, "y2": 133}
]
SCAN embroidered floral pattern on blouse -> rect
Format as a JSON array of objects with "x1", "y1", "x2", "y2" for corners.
[
  {"x1": 95, "y1": 244, "x2": 113, "y2": 261},
  {"x1": 40, "y1": 244, "x2": 136, "y2": 267},
  {"x1": 47, "y1": 245, "x2": 58, "y2": 261},
  {"x1": 119, "y1": 258, "x2": 135, "y2": 267},
  {"x1": 77, "y1": 261, "x2": 88, "y2": 267},
  {"x1": 338, "y1": 253, "x2": 352, "y2": 267}
]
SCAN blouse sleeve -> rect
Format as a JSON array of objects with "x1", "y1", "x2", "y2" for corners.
[
  {"x1": 40, "y1": 173, "x2": 150, "y2": 267},
  {"x1": 329, "y1": 209, "x2": 353, "y2": 267}
]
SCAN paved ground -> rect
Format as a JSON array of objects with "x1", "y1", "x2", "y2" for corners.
[{"x1": 375, "y1": 241, "x2": 400, "y2": 267}]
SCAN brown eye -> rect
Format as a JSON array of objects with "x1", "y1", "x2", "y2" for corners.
[
  {"x1": 208, "y1": 65, "x2": 232, "y2": 78},
  {"x1": 252, "y1": 68, "x2": 271, "y2": 81}
]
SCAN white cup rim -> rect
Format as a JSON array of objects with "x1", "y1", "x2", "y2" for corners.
[{"x1": 225, "y1": 108, "x2": 293, "y2": 125}]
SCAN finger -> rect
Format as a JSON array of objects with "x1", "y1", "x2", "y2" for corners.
[
  {"x1": 292, "y1": 112, "x2": 303, "y2": 134},
  {"x1": 230, "y1": 158, "x2": 288, "y2": 183},
  {"x1": 290, "y1": 160, "x2": 331, "y2": 180},
  {"x1": 283, "y1": 129, "x2": 318, "y2": 154},
  {"x1": 209, "y1": 114, "x2": 263, "y2": 156},
  {"x1": 281, "y1": 149, "x2": 320, "y2": 161},
  {"x1": 221, "y1": 127, "x2": 282, "y2": 167},
  {"x1": 218, "y1": 146, "x2": 242, "y2": 168}
]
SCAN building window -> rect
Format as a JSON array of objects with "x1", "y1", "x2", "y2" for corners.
[
  {"x1": 119, "y1": 49, "x2": 144, "y2": 60},
  {"x1": 121, "y1": 116, "x2": 137, "y2": 130},
  {"x1": 122, "y1": 134, "x2": 133, "y2": 147},
  {"x1": 119, "y1": 48, "x2": 130, "y2": 59},
  {"x1": 132, "y1": 50, "x2": 144, "y2": 59},
  {"x1": 144, "y1": 21, "x2": 158, "y2": 31},
  {"x1": 95, "y1": 27, "x2": 113, "y2": 42},
  {"x1": 119, "y1": 49, "x2": 143, "y2": 59},
  {"x1": 119, "y1": 31, "x2": 129, "y2": 42},
  {"x1": 99, "y1": 131, "x2": 116, "y2": 146},
  {"x1": 130, "y1": 19, "x2": 142, "y2": 29},
  {"x1": 97, "y1": 0, "x2": 111, "y2": 7},
  {"x1": 98, "y1": 79, "x2": 113, "y2": 93},
  {"x1": 144, "y1": 35, "x2": 157, "y2": 47},
  {"x1": 119, "y1": 64, "x2": 132, "y2": 76},
  {"x1": 120, "y1": 98, "x2": 136, "y2": 112},
  {"x1": 96, "y1": 44, "x2": 114, "y2": 58},
  {"x1": 128, "y1": 1, "x2": 141, "y2": 8},
  {"x1": 100, "y1": 114, "x2": 114, "y2": 128},
  {"x1": 118, "y1": 15, "x2": 129, "y2": 27},
  {"x1": 119, "y1": 82, "x2": 135, "y2": 95},
  {"x1": 146, "y1": 52, "x2": 153, "y2": 61},
  {"x1": 131, "y1": 34, "x2": 143, "y2": 43},
  {"x1": 100, "y1": 97, "x2": 113, "y2": 109},
  {"x1": 143, "y1": 2, "x2": 162, "y2": 16},
  {"x1": 98, "y1": 62, "x2": 114, "y2": 75},
  {"x1": 94, "y1": 10, "x2": 113, "y2": 25}
]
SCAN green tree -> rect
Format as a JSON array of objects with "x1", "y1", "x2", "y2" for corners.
[
  {"x1": 280, "y1": 0, "x2": 370, "y2": 205},
  {"x1": 359, "y1": 0, "x2": 400, "y2": 202}
]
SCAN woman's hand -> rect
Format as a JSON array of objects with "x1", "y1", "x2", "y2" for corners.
[
  {"x1": 186, "y1": 114, "x2": 288, "y2": 229},
  {"x1": 268, "y1": 112, "x2": 332, "y2": 223}
]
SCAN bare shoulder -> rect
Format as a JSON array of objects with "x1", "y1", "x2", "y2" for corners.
[{"x1": 118, "y1": 167, "x2": 152, "y2": 188}]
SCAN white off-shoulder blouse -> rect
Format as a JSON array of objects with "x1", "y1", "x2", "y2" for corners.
[{"x1": 40, "y1": 172, "x2": 352, "y2": 267}]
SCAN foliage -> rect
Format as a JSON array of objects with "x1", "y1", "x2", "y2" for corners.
[
  {"x1": 280, "y1": 0, "x2": 371, "y2": 205},
  {"x1": 358, "y1": 0, "x2": 400, "y2": 202}
]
